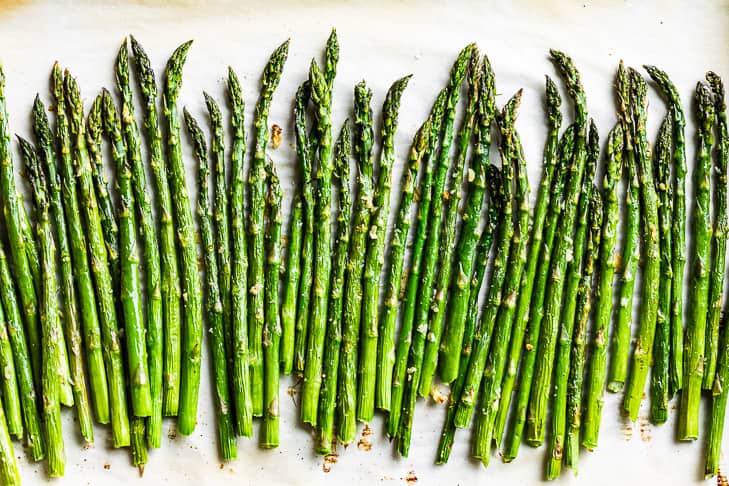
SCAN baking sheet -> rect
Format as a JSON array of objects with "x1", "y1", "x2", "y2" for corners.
[{"x1": 1, "y1": 0, "x2": 728, "y2": 484}]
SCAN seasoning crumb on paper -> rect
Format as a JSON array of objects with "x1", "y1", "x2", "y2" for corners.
[
  {"x1": 103, "y1": 463, "x2": 110, "y2": 471},
  {"x1": 623, "y1": 421, "x2": 633, "y2": 441},
  {"x1": 322, "y1": 451, "x2": 338, "y2": 473},
  {"x1": 404, "y1": 470, "x2": 418, "y2": 484},
  {"x1": 717, "y1": 468, "x2": 728, "y2": 486},
  {"x1": 638, "y1": 416, "x2": 652, "y2": 442},
  {"x1": 271, "y1": 123, "x2": 282, "y2": 148},
  {"x1": 431, "y1": 385, "x2": 447, "y2": 404}
]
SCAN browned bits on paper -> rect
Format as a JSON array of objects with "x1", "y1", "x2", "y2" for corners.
[
  {"x1": 717, "y1": 468, "x2": 728, "y2": 486},
  {"x1": 362, "y1": 423, "x2": 373, "y2": 437},
  {"x1": 103, "y1": 463, "x2": 111, "y2": 470},
  {"x1": 322, "y1": 451, "x2": 338, "y2": 473},
  {"x1": 623, "y1": 421, "x2": 633, "y2": 441},
  {"x1": 638, "y1": 416, "x2": 652, "y2": 442},
  {"x1": 404, "y1": 470, "x2": 418, "y2": 484},
  {"x1": 432, "y1": 385, "x2": 447, "y2": 404},
  {"x1": 271, "y1": 124, "x2": 282, "y2": 149}
]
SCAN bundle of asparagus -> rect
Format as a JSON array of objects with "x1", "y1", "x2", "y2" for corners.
[{"x1": 0, "y1": 32, "x2": 727, "y2": 485}]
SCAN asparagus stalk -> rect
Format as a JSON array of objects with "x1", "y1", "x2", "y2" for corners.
[
  {"x1": 317, "y1": 122, "x2": 351, "y2": 454},
  {"x1": 65, "y1": 72, "x2": 130, "y2": 447},
  {"x1": 359, "y1": 74, "x2": 411, "y2": 420},
  {"x1": 543, "y1": 121, "x2": 599, "y2": 478},
  {"x1": 102, "y1": 89, "x2": 153, "y2": 418},
  {"x1": 644, "y1": 65, "x2": 686, "y2": 393},
  {"x1": 184, "y1": 109, "x2": 236, "y2": 460},
  {"x1": 338, "y1": 81, "x2": 373, "y2": 444},
  {"x1": 129, "y1": 36, "x2": 183, "y2": 417},
  {"x1": 607, "y1": 62, "x2": 640, "y2": 393},
  {"x1": 704, "y1": 72, "x2": 728, "y2": 389},
  {"x1": 262, "y1": 161, "x2": 283, "y2": 448},
  {"x1": 491, "y1": 78, "x2": 560, "y2": 445},
  {"x1": 281, "y1": 194, "x2": 302, "y2": 373},
  {"x1": 562, "y1": 188, "x2": 603, "y2": 474},
  {"x1": 248, "y1": 40, "x2": 289, "y2": 417},
  {"x1": 0, "y1": 400, "x2": 19, "y2": 485},
  {"x1": 129, "y1": 417, "x2": 147, "y2": 471},
  {"x1": 302, "y1": 32, "x2": 339, "y2": 426},
  {"x1": 525, "y1": 51, "x2": 590, "y2": 447},
  {"x1": 376, "y1": 116, "x2": 433, "y2": 412},
  {"x1": 0, "y1": 237, "x2": 21, "y2": 442},
  {"x1": 18, "y1": 137, "x2": 65, "y2": 477},
  {"x1": 418, "y1": 52, "x2": 479, "y2": 397},
  {"x1": 228, "y1": 67, "x2": 253, "y2": 437},
  {"x1": 499, "y1": 124, "x2": 576, "y2": 453},
  {"x1": 0, "y1": 245, "x2": 44, "y2": 459},
  {"x1": 203, "y1": 94, "x2": 234, "y2": 391},
  {"x1": 706, "y1": 313, "x2": 729, "y2": 478},
  {"x1": 624, "y1": 69, "x2": 661, "y2": 421},
  {"x1": 650, "y1": 115, "x2": 674, "y2": 424},
  {"x1": 387, "y1": 88, "x2": 447, "y2": 439},
  {"x1": 50, "y1": 64, "x2": 108, "y2": 426},
  {"x1": 582, "y1": 63, "x2": 631, "y2": 448},
  {"x1": 472, "y1": 97, "x2": 530, "y2": 465},
  {"x1": 578, "y1": 120, "x2": 621, "y2": 451},
  {"x1": 436, "y1": 165, "x2": 500, "y2": 464},
  {"x1": 439, "y1": 56, "x2": 497, "y2": 384},
  {"x1": 0, "y1": 61, "x2": 41, "y2": 390},
  {"x1": 163, "y1": 41, "x2": 203, "y2": 435},
  {"x1": 293, "y1": 81, "x2": 315, "y2": 375},
  {"x1": 86, "y1": 96, "x2": 120, "y2": 291},
  {"x1": 679, "y1": 82, "x2": 714, "y2": 440},
  {"x1": 398, "y1": 45, "x2": 475, "y2": 456},
  {"x1": 452, "y1": 90, "x2": 518, "y2": 432},
  {"x1": 32, "y1": 95, "x2": 94, "y2": 438},
  {"x1": 115, "y1": 43, "x2": 164, "y2": 444}
]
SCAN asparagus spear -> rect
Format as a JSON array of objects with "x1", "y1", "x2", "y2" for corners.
[
  {"x1": 32, "y1": 95, "x2": 94, "y2": 438},
  {"x1": 491, "y1": 77, "x2": 560, "y2": 444},
  {"x1": 543, "y1": 120, "x2": 599, "y2": 478},
  {"x1": 651, "y1": 115, "x2": 674, "y2": 424},
  {"x1": 0, "y1": 244, "x2": 21, "y2": 441},
  {"x1": 436, "y1": 165, "x2": 500, "y2": 464},
  {"x1": 525, "y1": 51, "x2": 591, "y2": 447},
  {"x1": 418, "y1": 51, "x2": 479, "y2": 397},
  {"x1": 102, "y1": 89, "x2": 153, "y2": 418},
  {"x1": 359, "y1": 74, "x2": 411, "y2": 420},
  {"x1": 163, "y1": 41, "x2": 202, "y2": 435},
  {"x1": 679, "y1": 82, "x2": 714, "y2": 440},
  {"x1": 86, "y1": 96, "x2": 120, "y2": 291},
  {"x1": 338, "y1": 81, "x2": 373, "y2": 444},
  {"x1": 184, "y1": 109, "x2": 236, "y2": 460},
  {"x1": 0, "y1": 244, "x2": 44, "y2": 459},
  {"x1": 624, "y1": 69, "x2": 661, "y2": 421},
  {"x1": 302, "y1": 32, "x2": 339, "y2": 426},
  {"x1": 439, "y1": 56, "x2": 497, "y2": 384},
  {"x1": 115, "y1": 42, "x2": 164, "y2": 444},
  {"x1": 706, "y1": 313, "x2": 729, "y2": 478},
  {"x1": 262, "y1": 160, "x2": 283, "y2": 447},
  {"x1": 562, "y1": 188, "x2": 603, "y2": 474},
  {"x1": 644, "y1": 65, "x2": 686, "y2": 393},
  {"x1": 317, "y1": 122, "x2": 351, "y2": 454},
  {"x1": 0, "y1": 399, "x2": 19, "y2": 485},
  {"x1": 704, "y1": 72, "x2": 728, "y2": 389},
  {"x1": 129, "y1": 36, "x2": 183, "y2": 417},
  {"x1": 398, "y1": 45, "x2": 475, "y2": 456},
  {"x1": 0, "y1": 61, "x2": 41, "y2": 390},
  {"x1": 582, "y1": 63, "x2": 631, "y2": 448},
  {"x1": 50, "y1": 64, "x2": 108, "y2": 426},
  {"x1": 65, "y1": 72, "x2": 130, "y2": 447},
  {"x1": 18, "y1": 137, "x2": 65, "y2": 477},
  {"x1": 452, "y1": 91, "x2": 518, "y2": 432},
  {"x1": 472, "y1": 97, "x2": 530, "y2": 465},
  {"x1": 248, "y1": 40, "x2": 290, "y2": 417},
  {"x1": 228, "y1": 67, "x2": 253, "y2": 437},
  {"x1": 203, "y1": 94, "x2": 235, "y2": 393},
  {"x1": 281, "y1": 194, "x2": 302, "y2": 372},
  {"x1": 22, "y1": 135, "x2": 87, "y2": 434},
  {"x1": 607, "y1": 62, "x2": 640, "y2": 393},
  {"x1": 386, "y1": 88, "x2": 447, "y2": 439},
  {"x1": 293, "y1": 81, "x2": 315, "y2": 375},
  {"x1": 376, "y1": 117, "x2": 433, "y2": 412},
  {"x1": 498, "y1": 123, "x2": 576, "y2": 453}
]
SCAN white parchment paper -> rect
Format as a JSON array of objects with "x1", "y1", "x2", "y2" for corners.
[{"x1": 0, "y1": 1, "x2": 728, "y2": 484}]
